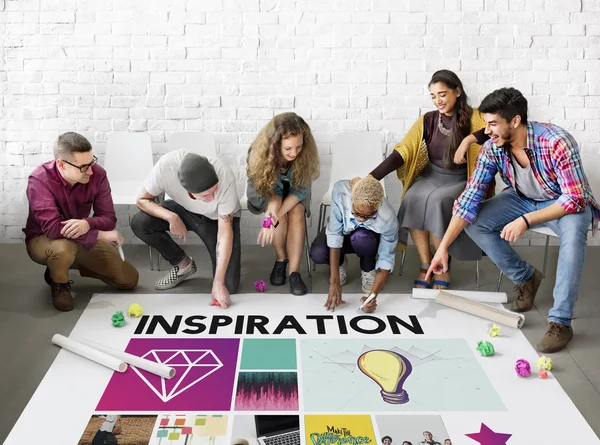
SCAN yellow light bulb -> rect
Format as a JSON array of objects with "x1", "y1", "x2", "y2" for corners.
[{"x1": 357, "y1": 349, "x2": 412, "y2": 404}]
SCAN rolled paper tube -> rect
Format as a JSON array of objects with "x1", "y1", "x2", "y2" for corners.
[
  {"x1": 52, "y1": 334, "x2": 127, "y2": 373},
  {"x1": 82, "y1": 339, "x2": 176, "y2": 379},
  {"x1": 435, "y1": 291, "x2": 525, "y2": 329},
  {"x1": 413, "y1": 288, "x2": 508, "y2": 303}
]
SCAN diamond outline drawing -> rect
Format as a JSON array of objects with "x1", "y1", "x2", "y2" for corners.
[{"x1": 131, "y1": 349, "x2": 223, "y2": 402}]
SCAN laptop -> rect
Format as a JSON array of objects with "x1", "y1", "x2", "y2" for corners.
[{"x1": 254, "y1": 415, "x2": 301, "y2": 445}]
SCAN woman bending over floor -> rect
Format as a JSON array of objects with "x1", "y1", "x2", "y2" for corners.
[
  {"x1": 370, "y1": 69, "x2": 491, "y2": 290},
  {"x1": 246, "y1": 112, "x2": 320, "y2": 296}
]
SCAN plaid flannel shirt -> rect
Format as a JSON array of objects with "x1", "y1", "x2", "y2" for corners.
[{"x1": 453, "y1": 122, "x2": 600, "y2": 234}]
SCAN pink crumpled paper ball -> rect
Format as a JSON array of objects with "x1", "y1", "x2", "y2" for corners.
[
  {"x1": 262, "y1": 217, "x2": 273, "y2": 228},
  {"x1": 515, "y1": 359, "x2": 531, "y2": 377},
  {"x1": 254, "y1": 280, "x2": 267, "y2": 292}
]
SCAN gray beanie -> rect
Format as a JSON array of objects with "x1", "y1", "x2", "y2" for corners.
[{"x1": 178, "y1": 153, "x2": 219, "y2": 193}]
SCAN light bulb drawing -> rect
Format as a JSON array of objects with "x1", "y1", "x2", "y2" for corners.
[{"x1": 357, "y1": 349, "x2": 413, "y2": 404}]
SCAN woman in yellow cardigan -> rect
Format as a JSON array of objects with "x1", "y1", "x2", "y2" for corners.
[{"x1": 370, "y1": 70, "x2": 490, "y2": 289}]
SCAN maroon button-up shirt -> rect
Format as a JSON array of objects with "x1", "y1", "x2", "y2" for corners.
[{"x1": 24, "y1": 161, "x2": 117, "y2": 250}]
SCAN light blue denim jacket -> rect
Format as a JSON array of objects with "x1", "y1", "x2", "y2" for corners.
[{"x1": 326, "y1": 180, "x2": 399, "y2": 272}]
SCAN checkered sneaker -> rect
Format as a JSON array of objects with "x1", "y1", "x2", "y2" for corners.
[{"x1": 154, "y1": 259, "x2": 197, "y2": 290}]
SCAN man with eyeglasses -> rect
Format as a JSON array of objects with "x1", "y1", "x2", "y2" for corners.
[
  {"x1": 23, "y1": 132, "x2": 139, "y2": 311},
  {"x1": 309, "y1": 175, "x2": 399, "y2": 312}
]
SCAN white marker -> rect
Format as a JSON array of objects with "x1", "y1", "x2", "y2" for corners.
[
  {"x1": 359, "y1": 292, "x2": 377, "y2": 311},
  {"x1": 117, "y1": 245, "x2": 125, "y2": 262}
]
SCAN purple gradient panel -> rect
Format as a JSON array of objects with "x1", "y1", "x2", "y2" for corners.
[{"x1": 96, "y1": 338, "x2": 239, "y2": 411}]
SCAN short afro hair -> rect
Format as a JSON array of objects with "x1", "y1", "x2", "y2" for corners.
[{"x1": 351, "y1": 175, "x2": 384, "y2": 209}]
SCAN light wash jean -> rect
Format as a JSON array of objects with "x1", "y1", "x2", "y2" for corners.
[{"x1": 465, "y1": 188, "x2": 592, "y2": 326}]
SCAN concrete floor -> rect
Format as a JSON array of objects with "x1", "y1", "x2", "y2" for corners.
[{"x1": 1, "y1": 243, "x2": 600, "y2": 442}]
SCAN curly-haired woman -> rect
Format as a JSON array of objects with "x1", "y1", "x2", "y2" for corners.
[{"x1": 246, "y1": 112, "x2": 320, "y2": 295}]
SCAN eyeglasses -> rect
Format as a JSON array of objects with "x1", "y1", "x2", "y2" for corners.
[
  {"x1": 61, "y1": 155, "x2": 98, "y2": 173},
  {"x1": 352, "y1": 207, "x2": 377, "y2": 220}
]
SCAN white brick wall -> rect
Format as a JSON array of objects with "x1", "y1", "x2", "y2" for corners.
[{"x1": 2, "y1": 0, "x2": 600, "y2": 246}]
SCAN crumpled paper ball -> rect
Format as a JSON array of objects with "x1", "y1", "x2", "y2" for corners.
[
  {"x1": 476, "y1": 341, "x2": 495, "y2": 356},
  {"x1": 536, "y1": 355, "x2": 552, "y2": 371},
  {"x1": 127, "y1": 303, "x2": 143, "y2": 317},
  {"x1": 516, "y1": 359, "x2": 531, "y2": 377},
  {"x1": 254, "y1": 280, "x2": 267, "y2": 292},
  {"x1": 262, "y1": 217, "x2": 273, "y2": 228},
  {"x1": 538, "y1": 369, "x2": 548, "y2": 379},
  {"x1": 488, "y1": 324, "x2": 500, "y2": 337}
]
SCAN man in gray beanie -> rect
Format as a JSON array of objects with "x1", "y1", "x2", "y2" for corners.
[{"x1": 131, "y1": 149, "x2": 242, "y2": 307}]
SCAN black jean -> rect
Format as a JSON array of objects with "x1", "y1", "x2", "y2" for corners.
[{"x1": 131, "y1": 200, "x2": 241, "y2": 293}]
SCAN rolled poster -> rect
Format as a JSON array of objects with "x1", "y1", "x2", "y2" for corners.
[
  {"x1": 82, "y1": 339, "x2": 176, "y2": 379},
  {"x1": 52, "y1": 334, "x2": 127, "y2": 372},
  {"x1": 435, "y1": 291, "x2": 524, "y2": 329}
]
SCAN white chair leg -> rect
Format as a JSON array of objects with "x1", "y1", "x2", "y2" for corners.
[
  {"x1": 496, "y1": 271, "x2": 503, "y2": 292},
  {"x1": 398, "y1": 249, "x2": 406, "y2": 276},
  {"x1": 305, "y1": 214, "x2": 312, "y2": 277},
  {"x1": 317, "y1": 204, "x2": 325, "y2": 234},
  {"x1": 541, "y1": 235, "x2": 550, "y2": 278},
  {"x1": 476, "y1": 260, "x2": 480, "y2": 289}
]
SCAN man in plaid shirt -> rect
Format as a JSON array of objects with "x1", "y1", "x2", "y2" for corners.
[{"x1": 427, "y1": 87, "x2": 600, "y2": 353}]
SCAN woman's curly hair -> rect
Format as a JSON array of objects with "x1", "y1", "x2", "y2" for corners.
[{"x1": 247, "y1": 112, "x2": 320, "y2": 199}]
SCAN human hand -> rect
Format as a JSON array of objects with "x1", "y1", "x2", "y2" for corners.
[
  {"x1": 360, "y1": 295, "x2": 377, "y2": 313},
  {"x1": 324, "y1": 281, "x2": 345, "y2": 312},
  {"x1": 500, "y1": 217, "x2": 528, "y2": 242},
  {"x1": 210, "y1": 281, "x2": 231, "y2": 309},
  {"x1": 60, "y1": 219, "x2": 90, "y2": 239},
  {"x1": 257, "y1": 212, "x2": 279, "y2": 247},
  {"x1": 454, "y1": 139, "x2": 470, "y2": 165},
  {"x1": 426, "y1": 248, "x2": 449, "y2": 282},
  {"x1": 98, "y1": 230, "x2": 125, "y2": 247},
  {"x1": 168, "y1": 214, "x2": 188, "y2": 243}
]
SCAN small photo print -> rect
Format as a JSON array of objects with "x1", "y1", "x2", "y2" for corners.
[
  {"x1": 78, "y1": 414, "x2": 156, "y2": 445},
  {"x1": 374, "y1": 415, "x2": 452, "y2": 445},
  {"x1": 231, "y1": 414, "x2": 301, "y2": 445},
  {"x1": 149, "y1": 414, "x2": 228, "y2": 445}
]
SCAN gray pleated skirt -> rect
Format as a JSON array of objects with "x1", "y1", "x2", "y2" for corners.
[{"x1": 397, "y1": 162, "x2": 483, "y2": 261}]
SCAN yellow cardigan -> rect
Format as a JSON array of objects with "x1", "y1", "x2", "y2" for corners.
[{"x1": 394, "y1": 108, "x2": 487, "y2": 199}]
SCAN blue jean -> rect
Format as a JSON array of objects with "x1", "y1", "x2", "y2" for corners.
[{"x1": 465, "y1": 188, "x2": 592, "y2": 326}]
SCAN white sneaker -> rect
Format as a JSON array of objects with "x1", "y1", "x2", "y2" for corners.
[
  {"x1": 331, "y1": 263, "x2": 347, "y2": 286},
  {"x1": 155, "y1": 258, "x2": 197, "y2": 290},
  {"x1": 361, "y1": 269, "x2": 376, "y2": 294}
]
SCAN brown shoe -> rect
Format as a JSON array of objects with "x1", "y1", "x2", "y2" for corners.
[
  {"x1": 51, "y1": 281, "x2": 74, "y2": 311},
  {"x1": 537, "y1": 322, "x2": 574, "y2": 353},
  {"x1": 510, "y1": 268, "x2": 543, "y2": 312}
]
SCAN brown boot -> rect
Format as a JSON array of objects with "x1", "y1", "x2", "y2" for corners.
[
  {"x1": 510, "y1": 268, "x2": 543, "y2": 312},
  {"x1": 51, "y1": 281, "x2": 74, "y2": 311},
  {"x1": 537, "y1": 322, "x2": 574, "y2": 353}
]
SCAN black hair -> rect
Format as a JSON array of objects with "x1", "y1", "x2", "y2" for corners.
[
  {"x1": 428, "y1": 69, "x2": 473, "y2": 168},
  {"x1": 479, "y1": 87, "x2": 528, "y2": 125}
]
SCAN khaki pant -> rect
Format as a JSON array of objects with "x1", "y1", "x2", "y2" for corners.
[{"x1": 26, "y1": 235, "x2": 139, "y2": 290}]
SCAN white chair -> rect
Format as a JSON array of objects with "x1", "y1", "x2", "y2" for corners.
[
  {"x1": 105, "y1": 132, "x2": 153, "y2": 205},
  {"x1": 167, "y1": 132, "x2": 217, "y2": 157},
  {"x1": 314, "y1": 132, "x2": 386, "y2": 271},
  {"x1": 104, "y1": 132, "x2": 154, "y2": 268},
  {"x1": 496, "y1": 152, "x2": 600, "y2": 291}
]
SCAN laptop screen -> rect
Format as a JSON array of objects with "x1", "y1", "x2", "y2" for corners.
[{"x1": 255, "y1": 415, "x2": 300, "y2": 437}]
